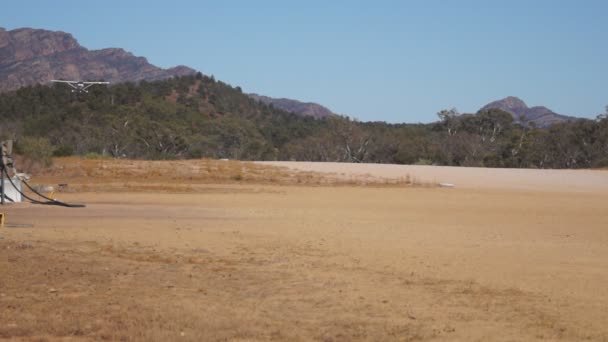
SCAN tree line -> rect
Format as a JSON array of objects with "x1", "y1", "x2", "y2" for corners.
[{"x1": 0, "y1": 74, "x2": 606, "y2": 169}]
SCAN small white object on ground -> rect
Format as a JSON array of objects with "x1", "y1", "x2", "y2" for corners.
[{"x1": 438, "y1": 182, "x2": 455, "y2": 188}]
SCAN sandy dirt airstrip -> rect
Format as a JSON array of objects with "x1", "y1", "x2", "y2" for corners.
[{"x1": 1, "y1": 158, "x2": 607, "y2": 341}]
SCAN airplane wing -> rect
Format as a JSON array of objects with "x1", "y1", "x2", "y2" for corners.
[
  {"x1": 50, "y1": 80, "x2": 109, "y2": 92},
  {"x1": 51, "y1": 80, "x2": 109, "y2": 84},
  {"x1": 51, "y1": 80, "x2": 79, "y2": 89}
]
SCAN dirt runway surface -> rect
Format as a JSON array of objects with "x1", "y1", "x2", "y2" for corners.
[
  {"x1": 259, "y1": 161, "x2": 608, "y2": 192},
  {"x1": 1, "y1": 161, "x2": 608, "y2": 341}
]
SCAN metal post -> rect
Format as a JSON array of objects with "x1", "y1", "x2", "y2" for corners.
[
  {"x1": 0, "y1": 140, "x2": 10, "y2": 205},
  {"x1": 1, "y1": 166, "x2": 4, "y2": 205}
]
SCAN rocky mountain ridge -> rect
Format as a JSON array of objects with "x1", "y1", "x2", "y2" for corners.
[
  {"x1": 479, "y1": 96, "x2": 577, "y2": 127},
  {"x1": 248, "y1": 93, "x2": 335, "y2": 119},
  {"x1": 0, "y1": 27, "x2": 196, "y2": 92}
]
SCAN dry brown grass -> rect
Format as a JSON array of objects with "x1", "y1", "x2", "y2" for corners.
[
  {"x1": 0, "y1": 236, "x2": 587, "y2": 341},
  {"x1": 30, "y1": 157, "x2": 431, "y2": 193}
]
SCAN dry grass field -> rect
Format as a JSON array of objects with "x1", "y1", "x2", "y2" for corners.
[{"x1": 1, "y1": 158, "x2": 608, "y2": 341}]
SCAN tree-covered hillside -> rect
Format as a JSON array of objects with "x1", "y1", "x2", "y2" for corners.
[{"x1": 0, "y1": 74, "x2": 606, "y2": 168}]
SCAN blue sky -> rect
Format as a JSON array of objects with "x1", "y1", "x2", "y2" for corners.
[{"x1": 2, "y1": 0, "x2": 607, "y2": 122}]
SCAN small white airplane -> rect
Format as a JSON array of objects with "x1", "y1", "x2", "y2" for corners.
[{"x1": 51, "y1": 80, "x2": 110, "y2": 93}]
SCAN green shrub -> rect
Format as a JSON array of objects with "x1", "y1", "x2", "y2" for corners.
[
  {"x1": 16, "y1": 136, "x2": 54, "y2": 166},
  {"x1": 414, "y1": 158, "x2": 433, "y2": 165},
  {"x1": 53, "y1": 145, "x2": 75, "y2": 157}
]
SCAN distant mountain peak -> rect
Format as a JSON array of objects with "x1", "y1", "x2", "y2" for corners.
[
  {"x1": 248, "y1": 93, "x2": 335, "y2": 119},
  {"x1": 496, "y1": 96, "x2": 528, "y2": 110},
  {"x1": 479, "y1": 96, "x2": 577, "y2": 127},
  {"x1": 0, "y1": 27, "x2": 197, "y2": 92}
]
